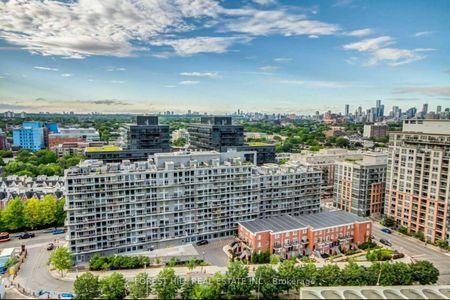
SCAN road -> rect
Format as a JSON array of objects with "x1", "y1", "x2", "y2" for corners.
[
  {"x1": 373, "y1": 222, "x2": 450, "y2": 284},
  {"x1": 0, "y1": 231, "x2": 74, "y2": 294}
]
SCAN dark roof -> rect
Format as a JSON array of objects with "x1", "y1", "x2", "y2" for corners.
[{"x1": 239, "y1": 210, "x2": 369, "y2": 234}]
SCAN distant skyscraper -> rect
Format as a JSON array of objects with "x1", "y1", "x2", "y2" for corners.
[
  {"x1": 344, "y1": 104, "x2": 349, "y2": 116},
  {"x1": 437, "y1": 106, "x2": 442, "y2": 114},
  {"x1": 422, "y1": 103, "x2": 428, "y2": 115}
]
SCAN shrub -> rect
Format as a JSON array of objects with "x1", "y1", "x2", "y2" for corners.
[
  {"x1": 398, "y1": 226, "x2": 408, "y2": 235},
  {"x1": 4, "y1": 256, "x2": 19, "y2": 269},
  {"x1": 89, "y1": 254, "x2": 150, "y2": 271}
]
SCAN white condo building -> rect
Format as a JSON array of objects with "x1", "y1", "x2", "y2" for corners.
[{"x1": 65, "y1": 151, "x2": 321, "y2": 261}]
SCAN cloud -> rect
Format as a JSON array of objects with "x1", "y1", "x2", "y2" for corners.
[
  {"x1": 34, "y1": 66, "x2": 59, "y2": 71},
  {"x1": 332, "y1": 0, "x2": 354, "y2": 7},
  {"x1": 0, "y1": 0, "x2": 342, "y2": 59},
  {"x1": 61, "y1": 73, "x2": 72, "y2": 77},
  {"x1": 274, "y1": 57, "x2": 292, "y2": 63},
  {"x1": 164, "y1": 85, "x2": 177, "y2": 88},
  {"x1": 223, "y1": 9, "x2": 340, "y2": 36},
  {"x1": 179, "y1": 80, "x2": 200, "y2": 85},
  {"x1": 345, "y1": 28, "x2": 373, "y2": 37},
  {"x1": 91, "y1": 100, "x2": 129, "y2": 106},
  {"x1": 415, "y1": 31, "x2": 432, "y2": 37},
  {"x1": 393, "y1": 85, "x2": 450, "y2": 97},
  {"x1": 111, "y1": 80, "x2": 125, "y2": 84},
  {"x1": 343, "y1": 36, "x2": 394, "y2": 52},
  {"x1": 152, "y1": 36, "x2": 250, "y2": 56},
  {"x1": 179, "y1": 72, "x2": 220, "y2": 78},
  {"x1": 251, "y1": 0, "x2": 277, "y2": 5},
  {"x1": 0, "y1": 0, "x2": 221, "y2": 58},
  {"x1": 308, "y1": 35, "x2": 319, "y2": 39},
  {"x1": 106, "y1": 67, "x2": 126, "y2": 72},
  {"x1": 343, "y1": 36, "x2": 432, "y2": 66},
  {"x1": 280, "y1": 79, "x2": 346, "y2": 88},
  {"x1": 259, "y1": 65, "x2": 279, "y2": 72}
]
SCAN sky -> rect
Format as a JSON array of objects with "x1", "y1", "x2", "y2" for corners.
[{"x1": 0, "y1": 0, "x2": 449, "y2": 114}]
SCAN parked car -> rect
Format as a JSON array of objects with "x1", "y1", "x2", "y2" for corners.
[
  {"x1": 381, "y1": 228, "x2": 392, "y2": 234},
  {"x1": 0, "y1": 232, "x2": 10, "y2": 243},
  {"x1": 52, "y1": 229, "x2": 65, "y2": 235},
  {"x1": 379, "y1": 239, "x2": 392, "y2": 247},
  {"x1": 47, "y1": 243, "x2": 55, "y2": 251},
  {"x1": 196, "y1": 239, "x2": 208, "y2": 246},
  {"x1": 18, "y1": 232, "x2": 35, "y2": 239}
]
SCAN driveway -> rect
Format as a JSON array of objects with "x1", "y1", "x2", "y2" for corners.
[{"x1": 194, "y1": 238, "x2": 233, "y2": 267}]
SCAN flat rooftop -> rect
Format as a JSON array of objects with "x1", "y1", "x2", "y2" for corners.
[{"x1": 239, "y1": 210, "x2": 369, "y2": 234}]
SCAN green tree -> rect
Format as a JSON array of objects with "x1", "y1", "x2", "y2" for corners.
[
  {"x1": 336, "y1": 137, "x2": 350, "y2": 148},
  {"x1": 411, "y1": 260, "x2": 439, "y2": 284},
  {"x1": 340, "y1": 261, "x2": 367, "y2": 286},
  {"x1": 55, "y1": 198, "x2": 66, "y2": 226},
  {"x1": 74, "y1": 272, "x2": 100, "y2": 300},
  {"x1": 23, "y1": 198, "x2": 43, "y2": 229},
  {"x1": 269, "y1": 254, "x2": 280, "y2": 265},
  {"x1": 202, "y1": 272, "x2": 224, "y2": 299},
  {"x1": 153, "y1": 267, "x2": 182, "y2": 299},
  {"x1": 278, "y1": 259, "x2": 298, "y2": 293},
  {"x1": 49, "y1": 247, "x2": 72, "y2": 277},
  {"x1": 186, "y1": 257, "x2": 197, "y2": 273},
  {"x1": 2, "y1": 197, "x2": 25, "y2": 231},
  {"x1": 181, "y1": 278, "x2": 198, "y2": 300},
  {"x1": 128, "y1": 272, "x2": 151, "y2": 300},
  {"x1": 316, "y1": 264, "x2": 341, "y2": 286},
  {"x1": 223, "y1": 261, "x2": 253, "y2": 299},
  {"x1": 0, "y1": 157, "x2": 5, "y2": 167},
  {"x1": 381, "y1": 216, "x2": 396, "y2": 228},
  {"x1": 255, "y1": 265, "x2": 281, "y2": 299},
  {"x1": 173, "y1": 137, "x2": 187, "y2": 147},
  {"x1": 39, "y1": 195, "x2": 57, "y2": 226},
  {"x1": 99, "y1": 272, "x2": 126, "y2": 300}
]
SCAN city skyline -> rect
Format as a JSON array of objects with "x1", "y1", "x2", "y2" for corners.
[{"x1": 1, "y1": 0, "x2": 449, "y2": 114}]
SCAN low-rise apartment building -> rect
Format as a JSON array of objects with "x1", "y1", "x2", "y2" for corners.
[
  {"x1": 334, "y1": 153, "x2": 387, "y2": 217},
  {"x1": 385, "y1": 119, "x2": 450, "y2": 244},
  {"x1": 237, "y1": 210, "x2": 372, "y2": 259},
  {"x1": 65, "y1": 151, "x2": 321, "y2": 262}
]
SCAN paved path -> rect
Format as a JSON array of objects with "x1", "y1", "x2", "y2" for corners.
[{"x1": 373, "y1": 222, "x2": 450, "y2": 284}]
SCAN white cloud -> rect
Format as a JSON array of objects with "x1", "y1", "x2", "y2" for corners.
[
  {"x1": 106, "y1": 67, "x2": 126, "y2": 72},
  {"x1": 274, "y1": 57, "x2": 292, "y2": 63},
  {"x1": 308, "y1": 35, "x2": 319, "y2": 39},
  {"x1": 345, "y1": 28, "x2": 373, "y2": 37},
  {"x1": 394, "y1": 85, "x2": 450, "y2": 97},
  {"x1": 0, "y1": 0, "x2": 343, "y2": 59},
  {"x1": 0, "y1": 0, "x2": 221, "y2": 58},
  {"x1": 343, "y1": 36, "x2": 431, "y2": 66},
  {"x1": 34, "y1": 66, "x2": 59, "y2": 71},
  {"x1": 259, "y1": 65, "x2": 279, "y2": 72},
  {"x1": 343, "y1": 36, "x2": 394, "y2": 52},
  {"x1": 61, "y1": 73, "x2": 73, "y2": 77},
  {"x1": 280, "y1": 79, "x2": 346, "y2": 88},
  {"x1": 415, "y1": 31, "x2": 432, "y2": 37},
  {"x1": 152, "y1": 36, "x2": 250, "y2": 56},
  {"x1": 179, "y1": 80, "x2": 200, "y2": 85},
  {"x1": 223, "y1": 9, "x2": 340, "y2": 37},
  {"x1": 111, "y1": 80, "x2": 125, "y2": 84},
  {"x1": 251, "y1": 0, "x2": 277, "y2": 5},
  {"x1": 179, "y1": 72, "x2": 220, "y2": 78},
  {"x1": 164, "y1": 85, "x2": 177, "y2": 88}
]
